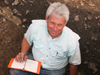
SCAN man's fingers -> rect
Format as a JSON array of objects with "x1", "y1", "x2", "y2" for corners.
[
  {"x1": 15, "y1": 52, "x2": 24, "y2": 62},
  {"x1": 24, "y1": 55, "x2": 28, "y2": 61}
]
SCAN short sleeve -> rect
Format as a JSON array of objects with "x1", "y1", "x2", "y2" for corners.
[
  {"x1": 24, "y1": 20, "x2": 46, "y2": 46},
  {"x1": 68, "y1": 40, "x2": 81, "y2": 65},
  {"x1": 24, "y1": 23, "x2": 34, "y2": 46}
]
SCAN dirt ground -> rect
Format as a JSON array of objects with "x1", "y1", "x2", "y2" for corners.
[{"x1": 0, "y1": 0, "x2": 100, "y2": 75}]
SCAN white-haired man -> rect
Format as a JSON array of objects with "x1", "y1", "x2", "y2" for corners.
[{"x1": 10, "y1": 2, "x2": 81, "y2": 75}]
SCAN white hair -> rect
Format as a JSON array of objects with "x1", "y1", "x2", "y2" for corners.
[{"x1": 46, "y1": 2, "x2": 70, "y2": 23}]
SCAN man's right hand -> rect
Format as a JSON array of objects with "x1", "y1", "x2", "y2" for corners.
[{"x1": 15, "y1": 52, "x2": 28, "y2": 62}]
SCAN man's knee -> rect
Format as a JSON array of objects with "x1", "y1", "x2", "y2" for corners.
[{"x1": 10, "y1": 69, "x2": 19, "y2": 75}]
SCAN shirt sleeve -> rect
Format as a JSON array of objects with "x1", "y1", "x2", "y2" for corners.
[
  {"x1": 68, "y1": 40, "x2": 81, "y2": 65},
  {"x1": 24, "y1": 23, "x2": 34, "y2": 46}
]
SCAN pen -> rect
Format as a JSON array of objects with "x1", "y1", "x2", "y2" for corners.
[{"x1": 19, "y1": 52, "x2": 29, "y2": 59}]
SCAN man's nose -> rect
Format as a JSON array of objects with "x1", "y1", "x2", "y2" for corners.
[{"x1": 53, "y1": 25, "x2": 58, "y2": 31}]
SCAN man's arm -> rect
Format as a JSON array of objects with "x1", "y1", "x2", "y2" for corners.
[
  {"x1": 70, "y1": 64, "x2": 78, "y2": 75},
  {"x1": 21, "y1": 37, "x2": 30, "y2": 54},
  {"x1": 15, "y1": 37, "x2": 30, "y2": 62}
]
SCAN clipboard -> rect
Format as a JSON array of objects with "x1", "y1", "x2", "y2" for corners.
[{"x1": 8, "y1": 58, "x2": 41, "y2": 74}]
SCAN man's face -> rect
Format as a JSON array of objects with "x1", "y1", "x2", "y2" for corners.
[{"x1": 46, "y1": 14, "x2": 67, "y2": 39}]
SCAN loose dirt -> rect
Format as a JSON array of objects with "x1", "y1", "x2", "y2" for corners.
[{"x1": 0, "y1": 0, "x2": 100, "y2": 75}]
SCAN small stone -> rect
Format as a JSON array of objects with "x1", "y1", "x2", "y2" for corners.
[
  {"x1": 77, "y1": 6, "x2": 79, "y2": 8},
  {"x1": 88, "y1": 63, "x2": 97, "y2": 73},
  {"x1": 74, "y1": 15, "x2": 79, "y2": 21},
  {"x1": 12, "y1": 0, "x2": 19, "y2": 5},
  {"x1": 98, "y1": 23, "x2": 100, "y2": 26},
  {"x1": 20, "y1": 1, "x2": 24, "y2": 5},
  {"x1": 85, "y1": 17, "x2": 87, "y2": 20},
  {"x1": 89, "y1": 3, "x2": 95, "y2": 7},
  {"x1": 13, "y1": 9, "x2": 22, "y2": 16},
  {"x1": 80, "y1": 1, "x2": 84, "y2": 6},
  {"x1": 87, "y1": 15, "x2": 92, "y2": 20},
  {"x1": 3, "y1": 18, "x2": 6, "y2": 22},
  {"x1": 22, "y1": 0, "x2": 27, "y2": 3},
  {"x1": 88, "y1": 25, "x2": 91, "y2": 28},
  {"x1": 12, "y1": 3, "x2": 14, "y2": 5},
  {"x1": 95, "y1": 17, "x2": 98, "y2": 19},
  {"x1": 26, "y1": 10, "x2": 30, "y2": 14},
  {"x1": 91, "y1": 36, "x2": 98, "y2": 41},
  {"x1": 84, "y1": 61, "x2": 88, "y2": 64},
  {"x1": 84, "y1": 24, "x2": 87, "y2": 30},
  {"x1": 64, "y1": 0, "x2": 69, "y2": 3},
  {"x1": 13, "y1": 9, "x2": 18, "y2": 14},
  {"x1": 86, "y1": 50, "x2": 89, "y2": 53},
  {"x1": 23, "y1": 18, "x2": 27, "y2": 22},
  {"x1": 22, "y1": 25, "x2": 25, "y2": 28},
  {"x1": 98, "y1": 16, "x2": 100, "y2": 18},
  {"x1": 17, "y1": 12, "x2": 22, "y2": 16},
  {"x1": 29, "y1": 0, "x2": 34, "y2": 3},
  {"x1": 4, "y1": 0, "x2": 9, "y2": 4}
]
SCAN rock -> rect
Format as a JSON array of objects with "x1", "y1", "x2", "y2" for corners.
[
  {"x1": 12, "y1": 0, "x2": 19, "y2": 5},
  {"x1": 13, "y1": 9, "x2": 22, "y2": 16},
  {"x1": 74, "y1": 15, "x2": 79, "y2": 21},
  {"x1": 91, "y1": 36, "x2": 98, "y2": 41},
  {"x1": 29, "y1": 0, "x2": 34, "y2": 3},
  {"x1": 88, "y1": 63, "x2": 97, "y2": 73},
  {"x1": 80, "y1": 1, "x2": 84, "y2": 6},
  {"x1": 4, "y1": 0, "x2": 9, "y2": 4},
  {"x1": 86, "y1": 42, "x2": 90, "y2": 45},
  {"x1": 85, "y1": 17, "x2": 87, "y2": 20},
  {"x1": 84, "y1": 24, "x2": 87, "y2": 30},
  {"x1": 3, "y1": 18, "x2": 6, "y2": 22},
  {"x1": 77, "y1": 6, "x2": 79, "y2": 8},
  {"x1": 86, "y1": 50, "x2": 89, "y2": 53},
  {"x1": 13, "y1": 9, "x2": 18, "y2": 14},
  {"x1": 0, "y1": 7, "x2": 22, "y2": 25},
  {"x1": 87, "y1": 15, "x2": 92, "y2": 20},
  {"x1": 20, "y1": 1, "x2": 24, "y2": 5},
  {"x1": 22, "y1": 25, "x2": 25, "y2": 28},
  {"x1": 64, "y1": 0, "x2": 69, "y2": 3},
  {"x1": 17, "y1": 12, "x2": 22, "y2": 16},
  {"x1": 23, "y1": 18, "x2": 27, "y2": 22},
  {"x1": 22, "y1": 0, "x2": 27, "y2": 3},
  {"x1": 84, "y1": 61, "x2": 89, "y2": 64},
  {"x1": 95, "y1": 17, "x2": 98, "y2": 19},
  {"x1": 26, "y1": 10, "x2": 30, "y2": 14},
  {"x1": 89, "y1": 3, "x2": 95, "y2": 7}
]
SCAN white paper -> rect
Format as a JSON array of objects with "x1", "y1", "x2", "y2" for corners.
[
  {"x1": 24, "y1": 59, "x2": 38, "y2": 72},
  {"x1": 11, "y1": 59, "x2": 25, "y2": 69}
]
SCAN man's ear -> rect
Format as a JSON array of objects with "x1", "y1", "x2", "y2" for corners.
[
  {"x1": 64, "y1": 22, "x2": 67, "y2": 26},
  {"x1": 45, "y1": 17, "x2": 48, "y2": 23}
]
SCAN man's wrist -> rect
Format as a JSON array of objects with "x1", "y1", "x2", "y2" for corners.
[{"x1": 20, "y1": 52, "x2": 24, "y2": 56}]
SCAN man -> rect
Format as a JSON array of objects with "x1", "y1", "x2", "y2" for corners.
[{"x1": 10, "y1": 2, "x2": 81, "y2": 75}]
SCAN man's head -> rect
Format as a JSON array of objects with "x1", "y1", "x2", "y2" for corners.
[{"x1": 46, "y1": 2, "x2": 70, "y2": 39}]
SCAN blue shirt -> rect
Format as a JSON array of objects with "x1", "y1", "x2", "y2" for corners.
[{"x1": 24, "y1": 20, "x2": 81, "y2": 70}]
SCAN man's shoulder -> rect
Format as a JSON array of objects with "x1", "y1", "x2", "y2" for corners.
[
  {"x1": 27, "y1": 20, "x2": 47, "y2": 34},
  {"x1": 31, "y1": 19, "x2": 46, "y2": 26},
  {"x1": 29, "y1": 19, "x2": 47, "y2": 30},
  {"x1": 63, "y1": 26, "x2": 80, "y2": 41}
]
